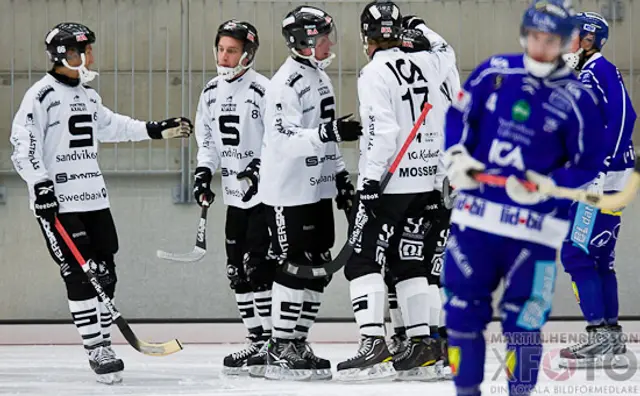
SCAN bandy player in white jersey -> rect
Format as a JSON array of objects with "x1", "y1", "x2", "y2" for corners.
[
  {"x1": 336, "y1": 1, "x2": 457, "y2": 382},
  {"x1": 192, "y1": 20, "x2": 276, "y2": 376},
  {"x1": 384, "y1": 24, "x2": 461, "y2": 381},
  {"x1": 9, "y1": 23, "x2": 192, "y2": 384},
  {"x1": 258, "y1": 5, "x2": 361, "y2": 381}
]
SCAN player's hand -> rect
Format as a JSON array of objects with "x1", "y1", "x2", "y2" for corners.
[
  {"x1": 237, "y1": 158, "x2": 261, "y2": 203},
  {"x1": 318, "y1": 114, "x2": 362, "y2": 143},
  {"x1": 505, "y1": 170, "x2": 554, "y2": 205},
  {"x1": 441, "y1": 176, "x2": 457, "y2": 210},
  {"x1": 193, "y1": 166, "x2": 215, "y2": 206},
  {"x1": 360, "y1": 178, "x2": 381, "y2": 218},
  {"x1": 402, "y1": 15, "x2": 426, "y2": 29},
  {"x1": 147, "y1": 117, "x2": 193, "y2": 139},
  {"x1": 34, "y1": 179, "x2": 59, "y2": 223},
  {"x1": 335, "y1": 170, "x2": 355, "y2": 215},
  {"x1": 444, "y1": 144, "x2": 485, "y2": 190}
]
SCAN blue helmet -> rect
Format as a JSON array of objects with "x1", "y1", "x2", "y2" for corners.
[
  {"x1": 520, "y1": 1, "x2": 576, "y2": 46},
  {"x1": 575, "y1": 12, "x2": 609, "y2": 50}
]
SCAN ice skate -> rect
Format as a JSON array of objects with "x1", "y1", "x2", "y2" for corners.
[
  {"x1": 434, "y1": 337, "x2": 452, "y2": 380},
  {"x1": 393, "y1": 337, "x2": 439, "y2": 381},
  {"x1": 336, "y1": 336, "x2": 396, "y2": 382},
  {"x1": 223, "y1": 333, "x2": 267, "y2": 376},
  {"x1": 264, "y1": 338, "x2": 312, "y2": 381},
  {"x1": 247, "y1": 340, "x2": 269, "y2": 378},
  {"x1": 559, "y1": 325, "x2": 628, "y2": 368},
  {"x1": 88, "y1": 344, "x2": 124, "y2": 384},
  {"x1": 295, "y1": 338, "x2": 332, "y2": 380},
  {"x1": 387, "y1": 332, "x2": 409, "y2": 358}
]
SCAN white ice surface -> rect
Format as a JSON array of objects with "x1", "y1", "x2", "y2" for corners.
[{"x1": 0, "y1": 343, "x2": 638, "y2": 396}]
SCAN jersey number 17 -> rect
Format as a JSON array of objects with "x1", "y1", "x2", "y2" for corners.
[{"x1": 385, "y1": 59, "x2": 429, "y2": 123}]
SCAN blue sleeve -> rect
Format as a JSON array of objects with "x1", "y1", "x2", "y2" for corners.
[
  {"x1": 444, "y1": 60, "x2": 491, "y2": 152},
  {"x1": 551, "y1": 88, "x2": 609, "y2": 188}
]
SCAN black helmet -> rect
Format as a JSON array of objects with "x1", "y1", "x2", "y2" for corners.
[
  {"x1": 281, "y1": 6, "x2": 336, "y2": 69},
  {"x1": 214, "y1": 20, "x2": 260, "y2": 79},
  {"x1": 360, "y1": 1, "x2": 403, "y2": 43},
  {"x1": 45, "y1": 22, "x2": 96, "y2": 64},
  {"x1": 400, "y1": 28, "x2": 431, "y2": 53}
]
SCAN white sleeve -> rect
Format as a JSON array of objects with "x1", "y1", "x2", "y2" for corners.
[
  {"x1": 10, "y1": 91, "x2": 50, "y2": 185},
  {"x1": 434, "y1": 68, "x2": 461, "y2": 191},
  {"x1": 416, "y1": 23, "x2": 457, "y2": 84},
  {"x1": 359, "y1": 68, "x2": 400, "y2": 182},
  {"x1": 95, "y1": 98, "x2": 149, "y2": 143},
  {"x1": 268, "y1": 84, "x2": 324, "y2": 157},
  {"x1": 195, "y1": 92, "x2": 221, "y2": 171}
]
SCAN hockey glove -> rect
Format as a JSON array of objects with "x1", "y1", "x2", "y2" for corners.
[
  {"x1": 237, "y1": 158, "x2": 261, "y2": 203},
  {"x1": 402, "y1": 15, "x2": 427, "y2": 30},
  {"x1": 360, "y1": 179, "x2": 381, "y2": 218},
  {"x1": 147, "y1": 117, "x2": 193, "y2": 139},
  {"x1": 444, "y1": 144, "x2": 485, "y2": 190},
  {"x1": 335, "y1": 170, "x2": 356, "y2": 215},
  {"x1": 193, "y1": 166, "x2": 215, "y2": 206},
  {"x1": 562, "y1": 48, "x2": 583, "y2": 70},
  {"x1": 34, "y1": 179, "x2": 59, "y2": 223},
  {"x1": 318, "y1": 114, "x2": 362, "y2": 143},
  {"x1": 505, "y1": 170, "x2": 554, "y2": 205}
]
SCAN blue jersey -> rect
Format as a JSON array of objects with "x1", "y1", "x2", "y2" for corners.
[
  {"x1": 445, "y1": 54, "x2": 608, "y2": 248},
  {"x1": 578, "y1": 53, "x2": 637, "y2": 193}
]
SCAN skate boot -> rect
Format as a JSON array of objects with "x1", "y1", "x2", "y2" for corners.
[
  {"x1": 88, "y1": 344, "x2": 124, "y2": 384},
  {"x1": 264, "y1": 338, "x2": 312, "y2": 381},
  {"x1": 223, "y1": 333, "x2": 267, "y2": 376},
  {"x1": 393, "y1": 337, "x2": 439, "y2": 381},
  {"x1": 609, "y1": 324, "x2": 627, "y2": 355},
  {"x1": 387, "y1": 332, "x2": 409, "y2": 358},
  {"x1": 336, "y1": 336, "x2": 396, "y2": 382},
  {"x1": 434, "y1": 337, "x2": 452, "y2": 381},
  {"x1": 246, "y1": 341, "x2": 269, "y2": 378},
  {"x1": 559, "y1": 325, "x2": 627, "y2": 368},
  {"x1": 295, "y1": 338, "x2": 332, "y2": 380}
]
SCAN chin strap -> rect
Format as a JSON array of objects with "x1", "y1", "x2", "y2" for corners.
[{"x1": 61, "y1": 53, "x2": 98, "y2": 84}]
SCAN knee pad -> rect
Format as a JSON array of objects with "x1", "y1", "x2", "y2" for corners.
[
  {"x1": 63, "y1": 259, "x2": 117, "y2": 301},
  {"x1": 226, "y1": 261, "x2": 250, "y2": 292},
  {"x1": 560, "y1": 241, "x2": 595, "y2": 275}
]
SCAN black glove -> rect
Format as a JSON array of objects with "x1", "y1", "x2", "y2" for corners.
[
  {"x1": 318, "y1": 114, "x2": 362, "y2": 143},
  {"x1": 402, "y1": 15, "x2": 426, "y2": 30},
  {"x1": 359, "y1": 179, "x2": 381, "y2": 218},
  {"x1": 193, "y1": 166, "x2": 215, "y2": 206},
  {"x1": 147, "y1": 117, "x2": 193, "y2": 139},
  {"x1": 335, "y1": 170, "x2": 355, "y2": 215},
  {"x1": 34, "y1": 179, "x2": 58, "y2": 223},
  {"x1": 237, "y1": 158, "x2": 260, "y2": 203}
]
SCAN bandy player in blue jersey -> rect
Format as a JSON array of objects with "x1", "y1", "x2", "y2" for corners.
[
  {"x1": 557, "y1": 12, "x2": 637, "y2": 368},
  {"x1": 441, "y1": 2, "x2": 610, "y2": 396}
]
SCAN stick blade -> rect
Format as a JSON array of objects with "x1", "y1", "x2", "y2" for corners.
[
  {"x1": 283, "y1": 243, "x2": 354, "y2": 279},
  {"x1": 156, "y1": 247, "x2": 206, "y2": 262},
  {"x1": 115, "y1": 316, "x2": 184, "y2": 357}
]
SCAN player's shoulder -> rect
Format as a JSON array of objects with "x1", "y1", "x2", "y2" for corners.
[
  {"x1": 248, "y1": 71, "x2": 269, "y2": 98},
  {"x1": 202, "y1": 76, "x2": 221, "y2": 96},
  {"x1": 25, "y1": 74, "x2": 58, "y2": 104},
  {"x1": 467, "y1": 53, "x2": 527, "y2": 87},
  {"x1": 547, "y1": 70, "x2": 599, "y2": 107},
  {"x1": 582, "y1": 53, "x2": 618, "y2": 78}
]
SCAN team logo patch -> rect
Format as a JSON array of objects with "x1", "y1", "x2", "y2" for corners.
[{"x1": 452, "y1": 89, "x2": 471, "y2": 111}]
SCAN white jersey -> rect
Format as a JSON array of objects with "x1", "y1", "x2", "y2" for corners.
[
  {"x1": 195, "y1": 69, "x2": 270, "y2": 209},
  {"x1": 357, "y1": 25, "x2": 457, "y2": 194},
  {"x1": 259, "y1": 57, "x2": 345, "y2": 207},
  {"x1": 434, "y1": 65, "x2": 462, "y2": 191},
  {"x1": 10, "y1": 72, "x2": 149, "y2": 213}
]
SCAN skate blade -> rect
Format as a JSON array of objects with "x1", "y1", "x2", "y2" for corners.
[
  {"x1": 433, "y1": 361, "x2": 453, "y2": 381},
  {"x1": 264, "y1": 366, "x2": 312, "y2": 381},
  {"x1": 395, "y1": 365, "x2": 438, "y2": 381},
  {"x1": 336, "y1": 362, "x2": 397, "y2": 382},
  {"x1": 248, "y1": 365, "x2": 267, "y2": 378},
  {"x1": 222, "y1": 366, "x2": 250, "y2": 376},
  {"x1": 96, "y1": 372, "x2": 123, "y2": 385},
  {"x1": 558, "y1": 354, "x2": 630, "y2": 369},
  {"x1": 310, "y1": 369, "x2": 333, "y2": 381}
]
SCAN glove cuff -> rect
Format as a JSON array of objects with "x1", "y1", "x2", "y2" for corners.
[
  {"x1": 194, "y1": 166, "x2": 213, "y2": 182},
  {"x1": 146, "y1": 122, "x2": 162, "y2": 139}
]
